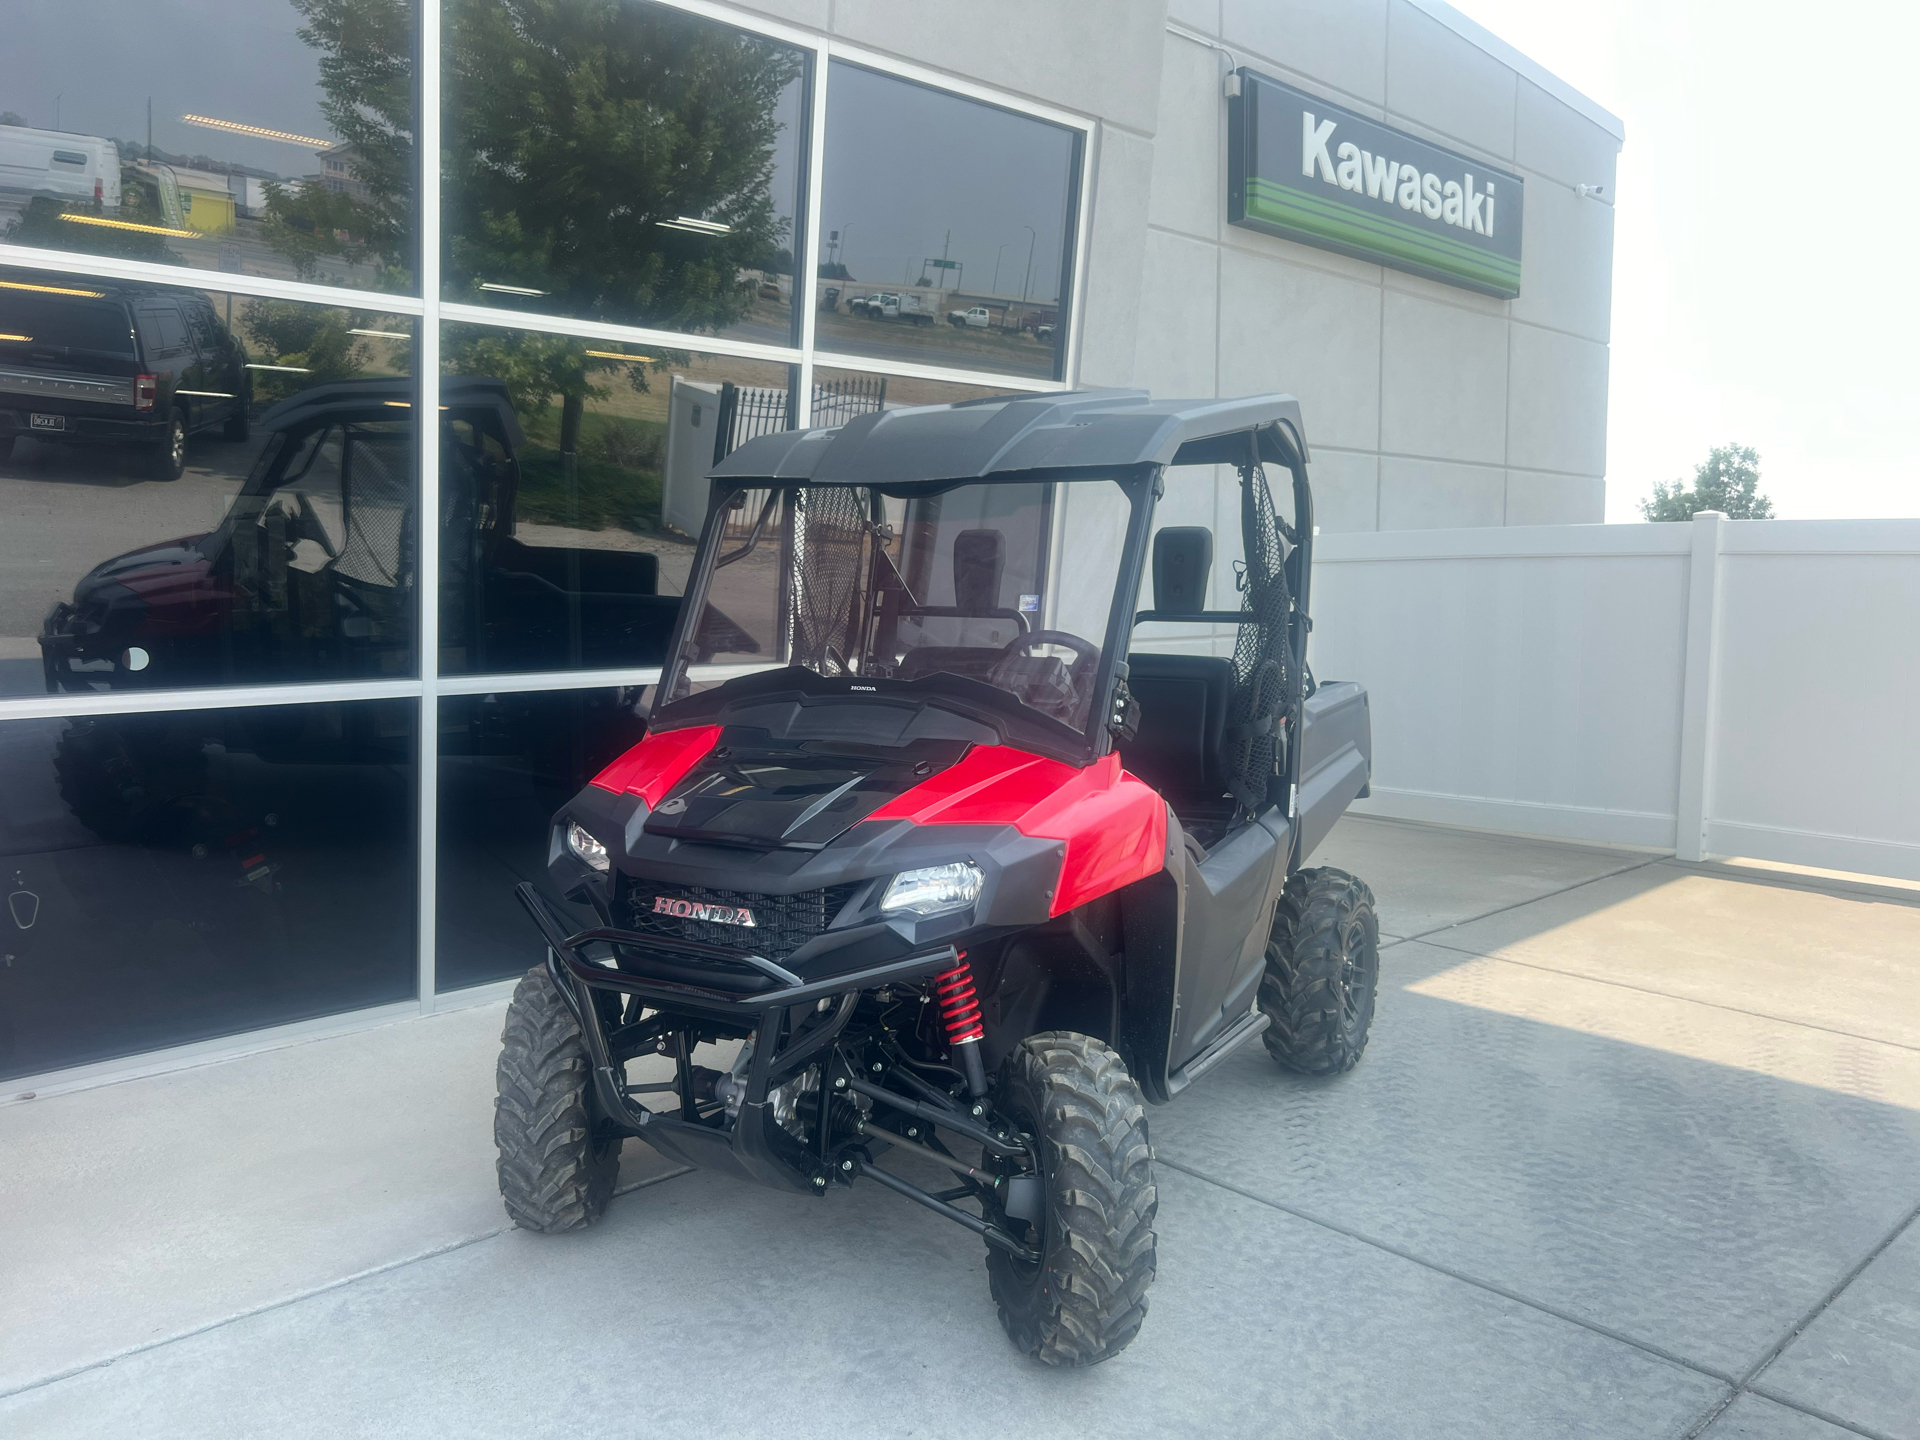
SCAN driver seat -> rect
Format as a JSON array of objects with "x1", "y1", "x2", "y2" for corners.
[{"x1": 1117, "y1": 528, "x2": 1236, "y2": 841}]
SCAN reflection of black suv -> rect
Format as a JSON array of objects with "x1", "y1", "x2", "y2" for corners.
[{"x1": 0, "y1": 274, "x2": 251, "y2": 480}]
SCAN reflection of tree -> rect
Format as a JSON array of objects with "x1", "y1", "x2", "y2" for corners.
[
  {"x1": 263, "y1": 0, "x2": 418, "y2": 284},
  {"x1": 241, "y1": 302, "x2": 374, "y2": 406},
  {"x1": 443, "y1": 0, "x2": 799, "y2": 328},
  {"x1": 290, "y1": 0, "x2": 799, "y2": 468}
]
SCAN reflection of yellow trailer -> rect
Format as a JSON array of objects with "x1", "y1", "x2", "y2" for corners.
[
  {"x1": 180, "y1": 186, "x2": 235, "y2": 234},
  {"x1": 134, "y1": 161, "x2": 238, "y2": 234}
]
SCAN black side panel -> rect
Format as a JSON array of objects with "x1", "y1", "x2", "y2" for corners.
[
  {"x1": 1297, "y1": 681, "x2": 1372, "y2": 862},
  {"x1": 1118, "y1": 816, "x2": 1186, "y2": 1105},
  {"x1": 1166, "y1": 809, "x2": 1291, "y2": 1073}
]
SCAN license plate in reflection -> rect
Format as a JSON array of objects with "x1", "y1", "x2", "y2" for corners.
[{"x1": 29, "y1": 413, "x2": 65, "y2": 431}]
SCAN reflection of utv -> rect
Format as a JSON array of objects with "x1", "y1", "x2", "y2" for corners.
[
  {"x1": 505, "y1": 391, "x2": 1378, "y2": 1366},
  {"x1": 39, "y1": 376, "x2": 426, "y2": 692},
  {"x1": 40, "y1": 376, "x2": 680, "y2": 692},
  {"x1": 0, "y1": 276, "x2": 250, "y2": 481}
]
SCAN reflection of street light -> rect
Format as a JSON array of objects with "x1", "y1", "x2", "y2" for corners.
[
  {"x1": 1020, "y1": 224, "x2": 1037, "y2": 303},
  {"x1": 992, "y1": 242, "x2": 1010, "y2": 294},
  {"x1": 836, "y1": 221, "x2": 854, "y2": 276}
]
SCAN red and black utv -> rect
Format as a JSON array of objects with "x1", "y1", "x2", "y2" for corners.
[{"x1": 505, "y1": 390, "x2": 1377, "y2": 1365}]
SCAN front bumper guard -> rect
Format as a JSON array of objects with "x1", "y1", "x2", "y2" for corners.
[
  {"x1": 515, "y1": 882, "x2": 959, "y2": 1017},
  {"x1": 515, "y1": 884, "x2": 1038, "y2": 1256},
  {"x1": 514, "y1": 883, "x2": 963, "y2": 1186}
]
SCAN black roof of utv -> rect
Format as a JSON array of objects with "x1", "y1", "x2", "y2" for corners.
[{"x1": 709, "y1": 388, "x2": 1309, "y2": 486}]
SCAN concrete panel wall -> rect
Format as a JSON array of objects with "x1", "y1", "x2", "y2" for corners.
[
  {"x1": 1147, "y1": 3, "x2": 1621, "y2": 530},
  {"x1": 829, "y1": 0, "x2": 1168, "y2": 135},
  {"x1": 704, "y1": 0, "x2": 1620, "y2": 533}
]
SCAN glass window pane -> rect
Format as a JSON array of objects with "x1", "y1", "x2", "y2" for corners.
[
  {"x1": 442, "y1": 0, "x2": 807, "y2": 347},
  {"x1": 0, "y1": 699, "x2": 417, "y2": 1081},
  {"x1": 816, "y1": 63, "x2": 1080, "y2": 381},
  {"x1": 438, "y1": 319, "x2": 792, "y2": 678},
  {"x1": 810, "y1": 366, "x2": 1022, "y2": 414},
  {"x1": 1, "y1": 272, "x2": 418, "y2": 697},
  {"x1": 664, "y1": 477, "x2": 1132, "y2": 738},
  {"x1": 435, "y1": 686, "x2": 648, "y2": 992},
  {"x1": 0, "y1": 1, "x2": 419, "y2": 294}
]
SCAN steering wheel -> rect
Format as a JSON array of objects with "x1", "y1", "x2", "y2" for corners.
[
  {"x1": 990, "y1": 629, "x2": 1099, "y2": 668},
  {"x1": 987, "y1": 630, "x2": 1100, "y2": 720}
]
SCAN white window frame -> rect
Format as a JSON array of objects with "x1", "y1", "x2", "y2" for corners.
[{"x1": 0, "y1": 0, "x2": 1100, "y2": 1100}]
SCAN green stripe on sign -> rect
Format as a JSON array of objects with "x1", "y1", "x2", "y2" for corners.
[
  {"x1": 1245, "y1": 180, "x2": 1520, "y2": 290},
  {"x1": 1250, "y1": 179, "x2": 1520, "y2": 273},
  {"x1": 1244, "y1": 186, "x2": 1528, "y2": 284}
]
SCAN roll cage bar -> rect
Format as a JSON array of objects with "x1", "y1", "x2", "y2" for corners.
[{"x1": 667, "y1": 389, "x2": 1318, "y2": 865}]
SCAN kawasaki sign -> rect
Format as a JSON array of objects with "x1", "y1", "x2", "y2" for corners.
[{"x1": 1228, "y1": 70, "x2": 1523, "y2": 299}]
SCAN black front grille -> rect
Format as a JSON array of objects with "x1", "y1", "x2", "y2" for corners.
[{"x1": 620, "y1": 882, "x2": 863, "y2": 961}]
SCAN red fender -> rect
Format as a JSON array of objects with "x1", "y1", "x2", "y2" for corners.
[
  {"x1": 869, "y1": 745, "x2": 1167, "y2": 916},
  {"x1": 589, "y1": 724, "x2": 722, "y2": 808}
]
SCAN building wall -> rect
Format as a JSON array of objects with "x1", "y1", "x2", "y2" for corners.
[
  {"x1": 730, "y1": 0, "x2": 1622, "y2": 532},
  {"x1": 1122, "y1": 2, "x2": 1620, "y2": 531}
]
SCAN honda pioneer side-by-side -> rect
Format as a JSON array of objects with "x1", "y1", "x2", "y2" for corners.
[{"x1": 501, "y1": 390, "x2": 1378, "y2": 1365}]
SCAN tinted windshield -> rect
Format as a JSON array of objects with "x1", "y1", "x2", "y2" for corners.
[
  {"x1": 662, "y1": 477, "x2": 1137, "y2": 735},
  {"x1": 0, "y1": 293, "x2": 134, "y2": 354}
]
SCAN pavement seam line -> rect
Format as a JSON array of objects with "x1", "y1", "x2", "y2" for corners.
[
  {"x1": 1153, "y1": 1154, "x2": 1738, "y2": 1386},
  {"x1": 1741, "y1": 1385, "x2": 1904, "y2": 1440},
  {"x1": 1713, "y1": 1201, "x2": 1920, "y2": 1440},
  {"x1": 1411, "y1": 944, "x2": 1920, "y2": 1055},
  {"x1": 1391, "y1": 858, "x2": 1663, "y2": 947},
  {"x1": 0, "y1": 1164, "x2": 696, "y2": 1404}
]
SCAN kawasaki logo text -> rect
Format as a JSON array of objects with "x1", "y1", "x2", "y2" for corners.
[{"x1": 1301, "y1": 112, "x2": 1498, "y2": 236}]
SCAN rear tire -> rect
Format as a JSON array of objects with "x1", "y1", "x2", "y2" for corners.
[
  {"x1": 222, "y1": 404, "x2": 249, "y2": 443},
  {"x1": 494, "y1": 964, "x2": 621, "y2": 1233},
  {"x1": 148, "y1": 409, "x2": 187, "y2": 481},
  {"x1": 1259, "y1": 867, "x2": 1380, "y2": 1075},
  {"x1": 0, "y1": 436, "x2": 14, "y2": 464},
  {"x1": 986, "y1": 1032, "x2": 1157, "y2": 1366}
]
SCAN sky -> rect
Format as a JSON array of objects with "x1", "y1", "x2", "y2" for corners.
[{"x1": 1447, "y1": 0, "x2": 1920, "y2": 521}]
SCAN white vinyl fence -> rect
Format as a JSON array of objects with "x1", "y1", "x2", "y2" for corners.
[{"x1": 1307, "y1": 514, "x2": 1920, "y2": 881}]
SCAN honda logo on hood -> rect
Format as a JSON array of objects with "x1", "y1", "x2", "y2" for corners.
[{"x1": 653, "y1": 895, "x2": 756, "y2": 927}]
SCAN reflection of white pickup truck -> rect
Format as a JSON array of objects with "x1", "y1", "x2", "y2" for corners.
[
  {"x1": 859, "y1": 292, "x2": 935, "y2": 326},
  {"x1": 948, "y1": 306, "x2": 991, "y2": 329}
]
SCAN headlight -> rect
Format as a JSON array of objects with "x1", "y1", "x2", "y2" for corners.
[
  {"x1": 880, "y1": 862, "x2": 983, "y2": 918},
  {"x1": 566, "y1": 821, "x2": 610, "y2": 873}
]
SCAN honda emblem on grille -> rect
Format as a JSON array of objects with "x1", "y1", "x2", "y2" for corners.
[{"x1": 653, "y1": 895, "x2": 756, "y2": 927}]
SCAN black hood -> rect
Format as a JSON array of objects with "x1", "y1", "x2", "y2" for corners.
[
  {"x1": 641, "y1": 726, "x2": 969, "y2": 851},
  {"x1": 81, "y1": 534, "x2": 209, "y2": 585}
]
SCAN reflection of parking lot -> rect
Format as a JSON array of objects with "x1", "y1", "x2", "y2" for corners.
[
  {"x1": 0, "y1": 430, "x2": 266, "y2": 694},
  {"x1": 813, "y1": 305, "x2": 1056, "y2": 377}
]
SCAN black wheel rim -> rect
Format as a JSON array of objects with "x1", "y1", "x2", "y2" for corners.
[{"x1": 1338, "y1": 917, "x2": 1366, "y2": 1029}]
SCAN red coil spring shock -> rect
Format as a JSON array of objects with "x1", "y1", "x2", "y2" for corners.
[{"x1": 932, "y1": 953, "x2": 989, "y2": 1097}]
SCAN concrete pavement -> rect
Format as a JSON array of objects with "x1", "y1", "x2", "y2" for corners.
[{"x1": 2, "y1": 816, "x2": 1914, "y2": 1438}]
